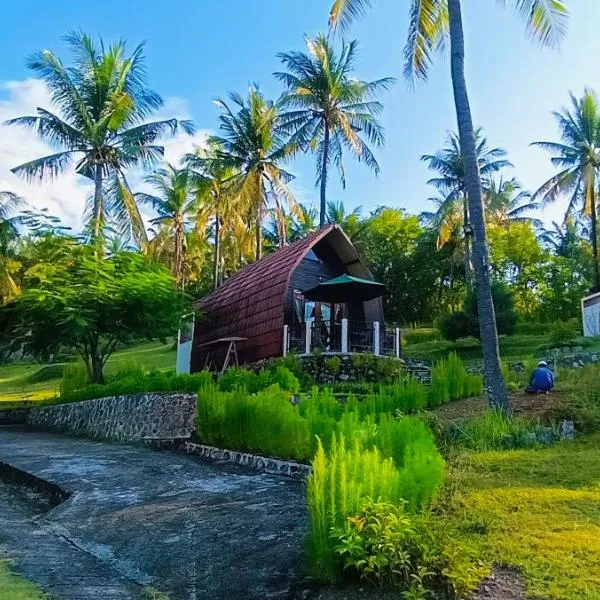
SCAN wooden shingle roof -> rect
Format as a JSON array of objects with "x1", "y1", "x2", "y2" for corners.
[{"x1": 191, "y1": 225, "x2": 344, "y2": 367}]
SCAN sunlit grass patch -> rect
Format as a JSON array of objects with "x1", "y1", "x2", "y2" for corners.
[
  {"x1": 448, "y1": 435, "x2": 600, "y2": 599},
  {"x1": 0, "y1": 560, "x2": 45, "y2": 599}
]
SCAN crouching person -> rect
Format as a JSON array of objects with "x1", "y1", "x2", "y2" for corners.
[{"x1": 526, "y1": 360, "x2": 554, "y2": 394}]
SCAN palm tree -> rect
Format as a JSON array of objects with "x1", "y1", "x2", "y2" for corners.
[
  {"x1": 276, "y1": 35, "x2": 394, "y2": 227},
  {"x1": 325, "y1": 200, "x2": 364, "y2": 240},
  {"x1": 185, "y1": 140, "x2": 242, "y2": 289},
  {"x1": 539, "y1": 216, "x2": 587, "y2": 259},
  {"x1": 136, "y1": 165, "x2": 198, "y2": 286},
  {"x1": 485, "y1": 177, "x2": 540, "y2": 228},
  {"x1": 422, "y1": 129, "x2": 511, "y2": 285},
  {"x1": 291, "y1": 204, "x2": 318, "y2": 241},
  {"x1": 532, "y1": 89, "x2": 600, "y2": 289},
  {"x1": 210, "y1": 87, "x2": 295, "y2": 260},
  {"x1": 329, "y1": 0, "x2": 568, "y2": 411},
  {"x1": 0, "y1": 191, "x2": 25, "y2": 302},
  {"x1": 6, "y1": 32, "x2": 194, "y2": 244}
]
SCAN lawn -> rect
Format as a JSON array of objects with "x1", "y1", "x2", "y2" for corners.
[
  {"x1": 448, "y1": 434, "x2": 600, "y2": 600},
  {"x1": 0, "y1": 561, "x2": 44, "y2": 600},
  {"x1": 0, "y1": 341, "x2": 176, "y2": 403}
]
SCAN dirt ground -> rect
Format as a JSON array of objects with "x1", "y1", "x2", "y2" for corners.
[{"x1": 433, "y1": 390, "x2": 564, "y2": 424}]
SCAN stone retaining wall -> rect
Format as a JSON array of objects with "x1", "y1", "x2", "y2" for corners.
[
  {"x1": 180, "y1": 441, "x2": 312, "y2": 479},
  {"x1": 27, "y1": 393, "x2": 196, "y2": 443}
]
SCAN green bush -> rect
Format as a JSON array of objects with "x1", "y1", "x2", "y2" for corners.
[
  {"x1": 428, "y1": 354, "x2": 483, "y2": 405},
  {"x1": 439, "y1": 312, "x2": 474, "y2": 342},
  {"x1": 447, "y1": 410, "x2": 545, "y2": 451},
  {"x1": 60, "y1": 367, "x2": 213, "y2": 402},
  {"x1": 331, "y1": 500, "x2": 486, "y2": 596},
  {"x1": 26, "y1": 363, "x2": 65, "y2": 384},
  {"x1": 403, "y1": 328, "x2": 443, "y2": 345},
  {"x1": 307, "y1": 427, "x2": 444, "y2": 581}
]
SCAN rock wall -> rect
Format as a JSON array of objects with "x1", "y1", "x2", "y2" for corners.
[
  {"x1": 27, "y1": 393, "x2": 196, "y2": 443},
  {"x1": 180, "y1": 441, "x2": 312, "y2": 479}
]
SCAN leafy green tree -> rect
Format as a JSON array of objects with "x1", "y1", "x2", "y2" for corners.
[
  {"x1": 421, "y1": 129, "x2": 511, "y2": 286},
  {"x1": 532, "y1": 89, "x2": 600, "y2": 289},
  {"x1": 1, "y1": 242, "x2": 187, "y2": 383},
  {"x1": 136, "y1": 164, "x2": 199, "y2": 286},
  {"x1": 7, "y1": 32, "x2": 193, "y2": 244},
  {"x1": 185, "y1": 140, "x2": 244, "y2": 288},
  {"x1": 329, "y1": 0, "x2": 569, "y2": 411},
  {"x1": 276, "y1": 35, "x2": 393, "y2": 226},
  {"x1": 210, "y1": 87, "x2": 295, "y2": 259},
  {"x1": 539, "y1": 216, "x2": 588, "y2": 260}
]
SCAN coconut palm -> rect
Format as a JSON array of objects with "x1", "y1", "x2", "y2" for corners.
[
  {"x1": 276, "y1": 35, "x2": 393, "y2": 227},
  {"x1": 422, "y1": 129, "x2": 511, "y2": 285},
  {"x1": 291, "y1": 204, "x2": 318, "y2": 241},
  {"x1": 325, "y1": 200, "x2": 364, "y2": 240},
  {"x1": 6, "y1": 32, "x2": 193, "y2": 244},
  {"x1": 538, "y1": 216, "x2": 587, "y2": 260},
  {"x1": 485, "y1": 177, "x2": 540, "y2": 228},
  {"x1": 210, "y1": 87, "x2": 295, "y2": 260},
  {"x1": 185, "y1": 140, "x2": 242, "y2": 289},
  {"x1": 0, "y1": 191, "x2": 25, "y2": 302},
  {"x1": 329, "y1": 0, "x2": 569, "y2": 411},
  {"x1": 532, "y1": 89, "x2": 600, "y2": 289},
  {"x1": 136, "y1": 165, "x2": 198, "y2": 286}
]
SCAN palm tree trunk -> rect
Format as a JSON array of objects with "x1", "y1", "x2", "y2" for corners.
[
  {"x1": 448, "y1": 0, "x2": 508, "y2": 412},
  {"x1": 319, "y1": 123, "x2": 330, "y2": 228},
  {"x1": 256, "y1": 175, "x2": 263, "y2": 261},
  {"x1": 462, "y1": 196, "x2": 472, "y2": 287},
  {"x1": 174, "y1": 219, "x2": 184, "y2": 287},
  {"x1": 590, "y1": 185, "x2": 600, "y2": 291},
  {"x1": 93, "y1": 164, "x2": 103, "y2": 240},
  {"x1": 214, "y1": 212, "x2": 220, "y2": 290}
]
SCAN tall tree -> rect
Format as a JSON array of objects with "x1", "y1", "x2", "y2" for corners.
[
  {"x1": 6, "y1": 32, "x2": 193, "y2": 244},
  {"x1": 325, "y1": 200, "x2": 364, "y2": 240},
  {"x1": 276, "y1": 35, "x2": 393, "y2": 227},
  {"x1": 136, "y1": 165, "x2": 198, "y2": 286},
  {"x1": 329, "y1": 0, "x2": 569, "y2": 411},
  {"x1": 538, "y1": 216, "x2": 587, "y2": 259},
  {"x1": 485, "y1": 177, "x2": 540, "y2": 228},
  {"x1": 421, "y1": 129, "x2": 511, "y2": 285},
  {"x1": 0, "y1": 191, "x2": 25, "y2": 302},
  {"x1": 210, "y1": 87, "x2": 295, "y2": 260},
  {"x1": 185, "y1": 140, "x2": 242, "y2": 289},
  {"x1": 532, "y1": 89, "x2": 600, "y2": 289}
]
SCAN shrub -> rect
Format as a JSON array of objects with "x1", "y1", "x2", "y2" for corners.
[
  {"x1": 428, "y1": 354, "x2": 483, "y2": 405},
  {"x1": 447, "y1": 410, "x2": 546, "y2": 451},
  {"x1": 218, "y1": 367, "x2": 262, "y2": 393},
  {"x1": 331, "y1": 500, "x2": 486, "y2": 596},
  {"x1": 60, "y1": 363, "x2": 89, "y2": 398},
  {"x1": 403, "y1": 328, "x2": 443, "y2": 345},
  {"x1": 439, "y1": 312, "x2": 474, "y2": 342},
  {"x1": 307, "y1": 430, "x2": 444, "y2": 581},
  {"x1": 268, "y1": 366, "x2": 300, "y2": 393},
  {"x1": 27, "y1": 363, "x2": 65, "y2": 383}
]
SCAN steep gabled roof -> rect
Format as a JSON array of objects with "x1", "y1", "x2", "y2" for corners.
[{"x1": 191, "y1": 224, "x2": 372, "y2": 366}]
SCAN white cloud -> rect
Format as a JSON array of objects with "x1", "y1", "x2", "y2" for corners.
[{"x1": 0, "y1": 79, "x2": 210, "y2": 235}]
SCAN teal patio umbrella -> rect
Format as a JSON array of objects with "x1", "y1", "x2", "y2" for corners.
[{"x1": 302, "y1": 274, "x2": 386, "y2": 303}]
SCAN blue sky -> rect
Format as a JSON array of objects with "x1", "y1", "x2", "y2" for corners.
[{"x1": 0, "y1": 0, "x2": 598, "y2": 229}]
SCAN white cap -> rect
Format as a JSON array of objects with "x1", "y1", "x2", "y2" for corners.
[{"x1": 538, "y1": 360, "x2": 548, "y2": 367}]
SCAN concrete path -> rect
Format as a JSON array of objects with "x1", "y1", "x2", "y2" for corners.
[{"x1": 0, "y1": 427, "x2": 307, "y2": 600}]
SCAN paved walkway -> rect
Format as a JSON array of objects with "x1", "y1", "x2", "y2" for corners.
[{"x1": 0, "y1": 428, "x2": 307, "y2": 600}]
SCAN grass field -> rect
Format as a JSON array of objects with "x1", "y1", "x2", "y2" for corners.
[
  {"x1": 449, "y1": 434, "x2": 600, "y2": 599},
  {"x1": 0, "y1": 561, "x2": 45, "y2": 600},
  {"x1": 0, "y1": 341, "x2": 176, "y2": 402}
]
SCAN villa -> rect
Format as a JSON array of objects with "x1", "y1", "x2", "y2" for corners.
[{"x1": 190, "y1": 224, "x2": 400, "y2": 373}]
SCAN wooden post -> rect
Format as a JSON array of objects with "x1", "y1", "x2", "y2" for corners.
[
  {"x1": 283, "y1": 324, "x2": 289, "y2": 357},
  {"x1": 395, "y1": 328, "x2": 401, "y2": 358},
  {"x1": 341, "y1": 318, "x2": 349, "y2": 354},
  {"x1": 305, "y1": 320, "x2": 312, "y2": 355},
  {"x1": 373, "y1": 321, "x2": 380, "y2": 356}
]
